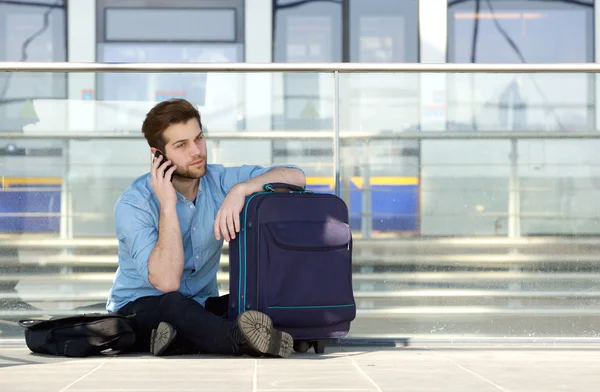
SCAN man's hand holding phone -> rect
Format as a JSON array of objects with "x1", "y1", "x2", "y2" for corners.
[{"x1": 151, "y1": 152, "x2": 177, "y2": 210}]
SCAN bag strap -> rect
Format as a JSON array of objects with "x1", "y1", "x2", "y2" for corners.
[
  {"x1": 18, "y1": 313, "x2": 133, "y2": 330},
  {"x1": 62, "y1": 339, "x2": 102, "y2": 358},
  {"x1": 52, "y1": 322, "x2": 134, "y2": 357}
]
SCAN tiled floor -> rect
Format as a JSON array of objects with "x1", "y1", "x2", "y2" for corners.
[{"x1": 2, "y1": 342, "x2": 600, "y2": 391}]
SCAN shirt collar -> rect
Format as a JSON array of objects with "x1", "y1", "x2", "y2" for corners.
[{"x1": 175, "y1": 178, "x2": 203, "y2": 203}]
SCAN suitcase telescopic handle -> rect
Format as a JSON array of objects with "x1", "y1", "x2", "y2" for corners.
[{"x1": 263, "y1": 183, "x2": 310, "y2": 193}]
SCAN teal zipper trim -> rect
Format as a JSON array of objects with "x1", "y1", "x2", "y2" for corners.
[
  {"x1": 267, "y1": 304, "x2": 355, "y2": 309},
  {"x1": 239, "y1": 192, "x2": 269, "y2": 314}
]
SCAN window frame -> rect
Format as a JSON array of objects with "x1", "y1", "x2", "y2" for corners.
[{"x1": 96, "y1": 0, "x2": 245, "y2": 45}]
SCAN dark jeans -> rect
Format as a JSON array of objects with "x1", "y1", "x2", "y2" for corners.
[{"x1": 116, "y1": 292, "x2": 235, "y2": 355}]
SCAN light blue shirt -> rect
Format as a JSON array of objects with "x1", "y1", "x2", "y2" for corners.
[{"x1": 106, "y1": 163, "x2": 301, "y2": 312}]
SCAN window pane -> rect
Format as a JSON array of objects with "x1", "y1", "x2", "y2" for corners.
[
  {"x1": 0, "y1": 3, "x2": 66, "y2": 132},
  {"x1": 274, "y1": 0, "x2": 342, "y2": 62},
  {"x1": 446, "y1": 0, "x2": 594, "y2": 131},
  {"x1": 519, "y1": 140, "x2": 600, "y2": 235},
  {"x1": 350, "y1": 0, "x2": 418, "y2": 62},
  {"x1": 448, "y1": 1, "x2": 593, "y2": 63},
  {"x1": 105, "y1": 8, "x2": 237, "y2": 41}
]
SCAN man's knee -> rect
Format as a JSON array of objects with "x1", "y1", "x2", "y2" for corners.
[
  {"x1": 159, "y1": 292, "x2": 186, "y2": 308},
  {"x1": 157, "y1": 292, "x2": 189, "y2": 323}
]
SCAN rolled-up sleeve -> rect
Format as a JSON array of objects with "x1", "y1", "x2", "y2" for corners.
[
  {"x1": 114, "y1": 200, "x2": 157, "y2": 286},
  {"x1": 219, "y1": 164, "x2": 304, "y2": 194}
]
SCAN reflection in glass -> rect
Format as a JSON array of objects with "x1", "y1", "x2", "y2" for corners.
[
  {"x1": 0, "y1": 3, "x2": 68, "y2": 324},
  {"x1": 519, "y1": 140, "x2": 600, "y2": 235},
  {"x1": 349, "y1": 0, "x2": 418, "y2": 63},
  {"x1": 97, "y1": 44, "x2": 243, "y2": 130},
  {"x1": 0, "y1": 1, "x2": 66, "y2": 132},
  {"x1": 447, "y1": 0, "x2": 594, "y2": 132},
  {"x1": 339, "y1": 73, "x2": 421, "y2": 239}
]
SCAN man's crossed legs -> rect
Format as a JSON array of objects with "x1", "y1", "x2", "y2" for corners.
[{"x1": 116, "y1": 292, "x2": 293, "y2": 358}]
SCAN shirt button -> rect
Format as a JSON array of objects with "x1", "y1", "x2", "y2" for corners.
[
  {"x1": 192, "y1": 227, "x2": 196, "y2": 231},
  {"x1": 196, "y1": 255, "x2": 199, "y2": 259},
  {"x1": 189, "y1": 204, "x2": 194, "y2": 209}
]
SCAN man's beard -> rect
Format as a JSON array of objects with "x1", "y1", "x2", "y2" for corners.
[{"x1": 173, "y1": 157, "x2": 207, "y2": 180}]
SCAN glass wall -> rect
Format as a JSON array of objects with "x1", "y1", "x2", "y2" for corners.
[
  {"x1": 0, "y1": 0, "x2": 67, "y2": 336},
  {"x1": 2, "y1": 68, "x2": 600, "y2": 342},
  {"x1": 2, "y1": 0, "x2": 600, "y2": 343},
  {"x1": 435, "y1": 0, "x2": 597, "y2": 236}
]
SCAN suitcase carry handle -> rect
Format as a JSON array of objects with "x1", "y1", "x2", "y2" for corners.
[{"x1": 263, "y1": 183, "x2": 310, "y2": 193}]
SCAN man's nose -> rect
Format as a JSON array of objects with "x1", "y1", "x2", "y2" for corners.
[{"x1": 190, "y1": 142, "x2": 202, "y2": 155}]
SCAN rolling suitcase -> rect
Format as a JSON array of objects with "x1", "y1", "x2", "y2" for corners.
[{"x1": 228, "y1": 182, "x2": 356, "y2": 354}]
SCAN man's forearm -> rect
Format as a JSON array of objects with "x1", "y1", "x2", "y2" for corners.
[
  {"x1": 148, "y1": 206, "x2": 184, "y2": 292},
  {"x1": 238, "y1": 167, "x2": 306, "y2": 196}
]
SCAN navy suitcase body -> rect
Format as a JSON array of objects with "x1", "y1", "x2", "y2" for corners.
[{"x1": 227, "y1": 183, "x2": 356, "y2": 353}]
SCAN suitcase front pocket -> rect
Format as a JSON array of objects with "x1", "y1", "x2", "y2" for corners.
[{"x1": 261, "y1": 220, "x2": 355, "y2": 327}]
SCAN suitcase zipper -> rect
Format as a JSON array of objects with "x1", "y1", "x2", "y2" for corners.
[{"x1": 239, "y1": 192, "x2": 269, "y2": 315}]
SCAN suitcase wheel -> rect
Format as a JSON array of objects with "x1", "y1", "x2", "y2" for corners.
[
  {"x1": 312, "y1": 340, "x2": 326, "y2": 354},
  {"x1": 293, "y1": 341, "x2": 310, "y2": 353}
]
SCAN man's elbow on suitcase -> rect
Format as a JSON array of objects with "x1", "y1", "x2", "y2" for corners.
[
  {"x1": 148, "y1": 264, "x2": 181, "y2": 293},
  {"x1": 150, "y1": 276, "x2": 180, "y2": 294},
  {"x1": 241, "y1": 166, "x2": 306, "y2": 194}
]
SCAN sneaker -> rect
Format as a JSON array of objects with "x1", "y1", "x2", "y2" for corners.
[
  {"x1": 232, "y1": 310, "x2": 293, "y2": 358},
  {"x1": 150, "y1": 322, "x2": 177, "y2": 356}
]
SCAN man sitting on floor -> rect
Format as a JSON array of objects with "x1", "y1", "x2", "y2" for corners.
[{"x1": 106, "y1": 98, "x2": 306, "y2": 357}]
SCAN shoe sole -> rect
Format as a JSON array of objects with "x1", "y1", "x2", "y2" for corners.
[
  {"x1": 150, "y1": 322, "x2": 177, "y2": 356},
  {"x1": 237, "y1": 311, "x2": 293, "y2": 358}
]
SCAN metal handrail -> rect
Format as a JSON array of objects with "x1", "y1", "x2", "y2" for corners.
[
  {"x1": 3, "y1": 236, "x2": 600, "y2": 248},
  {"x1": 4, "y1": 271, "x2": 600, "y2": 284},
  {"x1": 4, "y1": 290, "x2": 600, "y2": 302},
  {"x1": 2, "y1": 131, "x2": 600, "y2": 140},
  {"x1": 3, "y1": 62, "x2": 600, "y2": 73},
  {"x1": 6, "y1": 253, "x2": 600, "y2": 267}
]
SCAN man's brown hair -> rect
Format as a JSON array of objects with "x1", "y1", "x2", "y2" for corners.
[{"x1": 141, "y1": 98, "x2": 203, "y2": 152}]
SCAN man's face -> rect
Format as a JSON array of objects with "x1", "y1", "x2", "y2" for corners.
[{"x1": 160, "y1": 119, "x2": 207, "y2": 180}]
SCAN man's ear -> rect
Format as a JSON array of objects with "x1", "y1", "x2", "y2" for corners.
[{"x1": 150, "y1": 147, "x2": 157, "y2": 155}]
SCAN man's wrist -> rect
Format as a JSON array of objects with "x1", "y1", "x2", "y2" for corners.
[
  {"x1": 234, "y1": 181, "x2": 259, "y2": 197},
  {"x1": 160, "y1": 203, "x2": 178, "y2": 215}
]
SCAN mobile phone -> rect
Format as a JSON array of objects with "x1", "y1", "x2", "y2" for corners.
[{"x1": 153, "y1": 150, "x2": 175, "y2": 181}]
